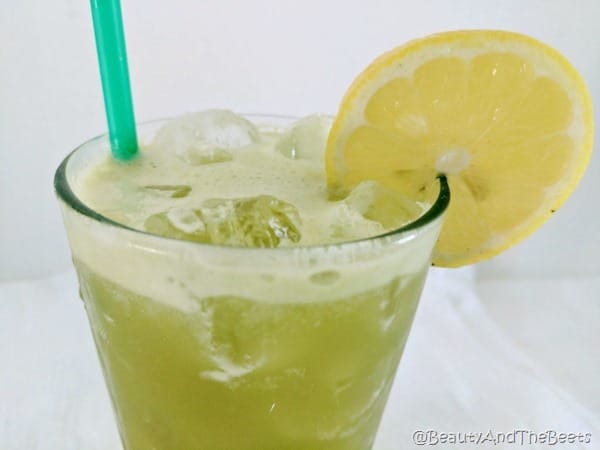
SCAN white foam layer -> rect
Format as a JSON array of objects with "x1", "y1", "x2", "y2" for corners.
[
  {"x1": 61, "y1": 204, "x2": 441, "y2": 311},
  {"x1": 59, "y1": 113, "x2": 444, "y2": 310}
]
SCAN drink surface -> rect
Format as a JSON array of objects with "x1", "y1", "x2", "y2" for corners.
[
  {"x1": 64, "y1": 111, "x2": 441, "y2": 450},
  {"x1": 78, "y1": 110, "x2": 424, "y2": 247}
]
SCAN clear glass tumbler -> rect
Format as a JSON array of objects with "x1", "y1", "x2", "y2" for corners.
[{"x1": 55, "y1": 117, "x2": 449, "y2": 450}]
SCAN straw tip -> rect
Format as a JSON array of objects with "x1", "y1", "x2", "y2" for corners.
[{"x1": 110, "y1": 135, "x2": 138, "y2": 161}]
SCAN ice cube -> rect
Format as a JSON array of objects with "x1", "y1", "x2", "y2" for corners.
[
  {"x1": 196, "y1": 298, "x2": 267, "y2": 383},
  {"x1": 344, "y1": 181, "x2": 424, "y2": 229},
  {"x1": 143, "y1": 196, "x2": 302, "y2": 247},
  {"x1": 144, "y1": 208, "x2": 209, "y2": 243},
  {"x1": 152, "y1": 110, "x2": 259, "y2": 165},
  {"x1": 275, "y1": 115, "x2": 333, "y2": 162},
  {"x1": 166, "y1": 208, "x2": 206, "y2": 234},
  {"x1": 200, "y1": 195, "x2": 302, "y2": 247},
  {"x1": 327, "y1": 202, "x2": 386, "y2": 242},
  {"x1": 143, "y1": 184, "x2": 191, "y2": 198},
  {"x1": 344, "y1": 181, "x2": 380, "y2": 215}
]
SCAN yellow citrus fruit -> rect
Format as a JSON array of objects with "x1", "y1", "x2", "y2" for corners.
[{"x1": 325, "y1": 30, "x2": 593, "y2": 267}]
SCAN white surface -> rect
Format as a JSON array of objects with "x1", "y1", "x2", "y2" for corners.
[
  {"x1": 1, "y1": 269, "x2": 598, "y2": 449},
  {"x1": 1, "y1": 0, "x2": 600, "y2": 280}
]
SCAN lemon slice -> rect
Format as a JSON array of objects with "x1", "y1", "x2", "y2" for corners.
[{"x1": 326, "y1": 30, "x2": 593, "y2": 267}]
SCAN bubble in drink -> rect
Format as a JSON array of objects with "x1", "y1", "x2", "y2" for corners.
[
  {"x1": 275, "y1": 115, "x2": 333, "y2": 162},
  {"x1": 152, "y1": 110, "x2": 259, "y2": 165}
]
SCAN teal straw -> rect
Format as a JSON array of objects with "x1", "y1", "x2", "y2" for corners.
[{"x1": 90, "y1": 0, "x2": 138, "y2": 160}]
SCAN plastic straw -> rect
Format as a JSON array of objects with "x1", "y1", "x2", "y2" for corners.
[{"x1": 90, "y1": 0, "x2": 138, "y2": 160}]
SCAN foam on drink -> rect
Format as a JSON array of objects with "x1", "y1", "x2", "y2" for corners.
[
  {"x1": 77, "y1": 110, "x2": 419, "y2": 247},
  {"x1": 63, "y1": 112, "x2": 438, "y2": 313}
]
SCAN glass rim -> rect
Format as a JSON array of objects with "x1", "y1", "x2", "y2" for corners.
[{"x1": 54, "y1": 115, "x2": 450, "y2": 253}]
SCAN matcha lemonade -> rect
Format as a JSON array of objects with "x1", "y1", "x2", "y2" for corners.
[
  {"x1": 56, "y1": 111, "x2": 448, "y2": 449},
  {"x1": 57, "y1": 24, "x2": 593, "y2": 450}
]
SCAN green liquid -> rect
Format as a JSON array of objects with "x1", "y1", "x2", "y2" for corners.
[
  {"x1": 63, "y1": 113, "x2": 439, "y2": 449},
  {"x1": 76, "y1": 260, "x2": 426, "y2": 450}
]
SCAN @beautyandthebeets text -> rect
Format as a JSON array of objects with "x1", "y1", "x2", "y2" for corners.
[{"x1": 412, "y1": 429, "x2": 592, "y2": 446}]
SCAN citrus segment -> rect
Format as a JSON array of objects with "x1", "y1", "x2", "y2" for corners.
[{"x1": 325, "y1": 30, "x2": 593, "y2": 267}]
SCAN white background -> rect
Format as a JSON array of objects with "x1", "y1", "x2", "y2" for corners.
[
  {"x1": 1, "y1": 0, "x2": 599, "y2": 280},
  {"x1": 1, "y1": 1, "x2": 599, "y2": 449}
]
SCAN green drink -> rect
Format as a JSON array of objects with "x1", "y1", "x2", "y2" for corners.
[{"x1": 55, "y1": 112, "x2": 448, "y2": 449}]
